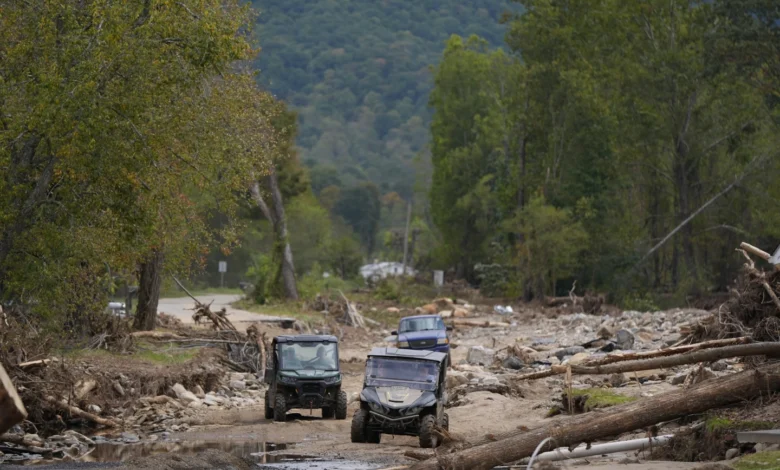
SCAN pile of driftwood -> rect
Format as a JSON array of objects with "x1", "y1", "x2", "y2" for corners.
[
  {"x1": 682, "y1": 242, "x2": 780, "y2": 343},
  {"x1": 545, "y1": 282, "x2": 604, "y2": 315},
  {"x1": 308, "y1": 291, "x2": 377, "y2": 329}
]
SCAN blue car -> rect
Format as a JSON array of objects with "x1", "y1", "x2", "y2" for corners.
[{"x1": 392, "y1": 315, "x2": 452, "y2": 365}]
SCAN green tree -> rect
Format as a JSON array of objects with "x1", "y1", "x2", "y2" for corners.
[{"x1": 333, "y1": 182, "x2": 382, "y2": 254}]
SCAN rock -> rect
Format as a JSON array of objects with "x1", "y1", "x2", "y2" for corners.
[
  {"x1": 724, "y1": 448, "x2": 739, "y2": 460},
  {"x1": 467, "y1": 346, "x2": 495, "y2": 366},
  {"x1": 63, "y1": 431, "x2": 95, "y2": 446},
  {"x1": 172, "y1": 383, "x2": 200, "y2": 405},
  {"x1": 188, "y1": 401, "x2": 203, "y2": 409},
  {"x1": 690, "y1": 367, "x2": 716, "y2": 385},
  {"x1": 120, "y1": 432, "x2": 140, "y2": 444},
  {"x1": 87, "y1": 404, "x2": 102, "y2": 414},
  {"x1": 610, "y1": 373, "x2": 628, "y2": 388},
  {"x1": 670, "y1": 372, "x2": 688, "y2": 385},
  {"x1": 386, "y1": 307, "x2": 400, "y2": 314},
  {"x1": 566, "y1": 352, "x2": 591, "y2": 366},
  {"x1": 635, "y1": 331, "x2": 656, "y2": 343},
  {"x1": 112, "y1": 382, "x2": 125, "y2": 397},
  {"x1": 711, "y1": 361, "x2": 728, "y2": 372},
  {"x1": 502, "y1": 356, "x2": 524, "y2": 370},
  {"x1": 447, "y1": 371, "x2": 469, "y2": 388},
  {"x1": 439, "y1": 310, "x2": 453, "y2": 318},
  {"x1": 229, "y1": 380, "x2": 247, "y2": 391},
  {"x1": 203, "y1": 396, "x2": 220, "y2": 406},
  {"x1": 193, "y1": 384, "x2": 206, "y2": 398},
  {"x1": 754, "y1": 443, "x2": 780, "y2": 453},
  {"x1": 421, "y1": 304, "x2": 437, "y2": 314},
  {"x1": 433, "y1": 298, "x2": 455, "y2": 311},
  {"x1": 554, "y1": 346, "x2": 585, "y2": 361},
  {"x1": 615, "y1": 329, "x2": 635, "y2": 350},
  {"x1": 596, "y1": 325, "x2": 613, "y2": 339},
  {"x1": 482, "y1": 376, "x2": 500, "y2": 385},
  {"x1": 453, "y1": 308, "x2": 468, "y2": 318}
]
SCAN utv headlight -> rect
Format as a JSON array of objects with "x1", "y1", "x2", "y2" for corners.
[
  {"x1": 398, "y1": 341, "x2": 410, "y2": 348},
  {"x1": 437, "y1": 338, "x2": 449, "y2": 345},
  {"x1": 279, "y1": 375, "x2": 297, "y2": 385},
  {"x1": 324, "y1": 374, "x2": 341, "y2": 384}
]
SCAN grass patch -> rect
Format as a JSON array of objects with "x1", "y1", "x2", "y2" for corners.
[
  {"x1": 232, "y1": 299, "x2": 323, "y2": 324},
  {"x1": 135, "y1": 347, "x2": 199, "y2": 365},
  {"x1": 159, "y1": 287, "x2": 244, "y2": 298},
  {"x1": 570, "y1": 388, "x2": 637, "y2": 411},
  {"x1": 706, "y1": 416, "x2": 775, "y2": 433},
  {"x1": 735, "y1": 451, "x2": 780, "y2": 470}
]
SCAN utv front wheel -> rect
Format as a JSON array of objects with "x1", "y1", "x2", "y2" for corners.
[
  {"x1": 273, "y1": 394, "x2": 287, "y2": 422},
  {"x1": 335, "y1": 390, "x2": 348, "y2": 420},
  {"x1": 264, "y1": 391, "x2": 273, "y2": 419},
  {"x1": 322, "y1": 406, "x2": 334, "y2": 419},
  {"x1": 442, "y1": 412, "x2": 449, "y2": 431},
  {"x1": 419, "y1": 414, "x2": 438, "y2": 448},
  {"x1": 351, "y1": 409, "x2": 368, "y2": 443}
]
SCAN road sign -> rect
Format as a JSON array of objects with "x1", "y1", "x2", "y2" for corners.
[
  {"x1": 433, "y1": 270, "x2": 444, "y2": 287},
  {"x1": 218, "y1": 261, "x2": 227, "y2": 273}
]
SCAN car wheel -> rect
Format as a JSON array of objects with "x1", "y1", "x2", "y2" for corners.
[
  {"x1": 264, "y1": 390, "x2": 273, "y2": 419},
  {"x1": 322, "y1": 406, "x2": 334, "y2": 419},
  {"x1": 351, "y1": 409, "x2": 369, "y2": 443},
  {"x1": 367, "y1": 429, "x2": 381, "y2": 444},
  {"x1": 335, "y1": 390, "x2": 348, "y2": 420},
  {"x1": 273, "y1": 394, "x2": 286, "y2": 422},
  {"x1": 442, "y1": 412, "x2": 449, "y2": 431},
  {"x1": 419, "y1": 414, "x2": 438, "y2": 448}
]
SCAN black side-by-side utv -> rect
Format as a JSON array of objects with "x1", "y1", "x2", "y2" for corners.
[
  {"x1": 264, "y1": 335, "x2": 347, "y2": 422},
  {"x1": 351, "y1": 347, "x2": 449, "y2": 448}
]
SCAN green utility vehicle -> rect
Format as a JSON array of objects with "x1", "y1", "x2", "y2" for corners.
[{"x1": 264, "y1": 335, "x2": 347, "y2": 422}]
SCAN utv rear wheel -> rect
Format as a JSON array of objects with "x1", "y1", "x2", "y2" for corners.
[
  {"x1": 322, "y1": 406, "x2": 334, "y2": 419},
  {"x1": 351, "y1": 409, "x2": 368, "y2": 443},
  {"x1": 442, "y1": 412, "x2": 449, "y2": 431},
  {"x1": 419, "y1": 414, "x2": 438, "y2": 448},
  {"x1": 264, "y1": 391, "x2": 273, "y2": 419},
  {"x1": 335, "y1": 390, "x2": 348, "y2": 420},
  {"x1": 273, "y1": 394, "x2": 286, "y2": 422}
]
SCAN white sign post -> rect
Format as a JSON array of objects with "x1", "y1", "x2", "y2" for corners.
[
  {"x1": 218, "y1": 261, "x2": 227, "y2": 289},
  {"x1": 433, "y1": 270, "x2": 444, "y2": 287}
]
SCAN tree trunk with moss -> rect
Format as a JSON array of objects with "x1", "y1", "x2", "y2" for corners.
[
  {"x1": 250, "y1": 172, "x2": 298, "y2": 301},
  {"x1": 133, "y1": 249, "x2": 164, "y2": 331}
]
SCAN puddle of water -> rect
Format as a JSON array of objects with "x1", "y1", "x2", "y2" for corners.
[{"x1": 72, "y1": 440, "x2": 298, "y2": 464}]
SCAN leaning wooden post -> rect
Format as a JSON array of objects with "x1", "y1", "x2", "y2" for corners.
[{"x1": 0, "y1": 363, "x2": 27, "y2": 434}]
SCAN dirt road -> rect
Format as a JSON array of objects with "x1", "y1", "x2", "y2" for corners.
[{"x1": 157, "y1": 294, "x2": 289, "y2": 325}]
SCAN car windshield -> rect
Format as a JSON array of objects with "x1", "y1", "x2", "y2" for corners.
[
  {"x1": 399, "y1": 317, "x2": 444, "y2": 334},
  {"x1": 278, "y1": 342, "x2": 338, "y2": 371},
  {"x1": 365, "y1": 357, "x2": 439, "y2": 391}
]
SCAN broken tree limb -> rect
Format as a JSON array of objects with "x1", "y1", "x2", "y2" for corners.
[
  {"x1": 564, "y1": 342, "x2": 780, "y2": 376},
  {"x1": 0, "y1": 433, "x2": 44, "y2": 448},
  {"x1": 0, "y1": 363, "x2": 27, "y2": 435},
  {"x1": 410, "y1": 361, "x2": 780, "y2": 470},
  {"x1": 741, "y1": 242, "x2": 771, "y2": 261},
  {"x1": 44, "y1": 396, "x2": 119, "y2": 428}
]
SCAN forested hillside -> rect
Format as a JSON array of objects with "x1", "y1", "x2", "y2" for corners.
[{"x1": 250, "y1": 0, "x2": 514, "y2": 198}]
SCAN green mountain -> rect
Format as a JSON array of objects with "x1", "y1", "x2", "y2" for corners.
[{"x1": 250, "y1": 0, "x2": 515, "y2": 198}]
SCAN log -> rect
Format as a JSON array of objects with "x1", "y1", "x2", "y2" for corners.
[
  {"x1": 410, "y1": 361, "x2": 780, "y2": 470},
  {"x1": 0, "y1": 363, "x2": 27, "y2": 435},
  {"x1": 130, "y1": 331, "x2": 185, "y2": 340},
  {"x1": 515, "y1": 337, "x2": 755, "y2": 382},
  {"x1": 18, "y1": 358, "x2": 57, "y2": 370},
  {"x1": 0, "y1": 433, "x2": 44, "y2": 447},
  {"x1": 44, "y1": 396, "x2": 119, "y2": 428},
  {"x1": 562, "y1": 342, "x2": 780, "y2": 376},
  {"x1": 740, "y1": 242, "x2": 770, "y2": 261},
  {"x1": 451, "y1": 319, "x2": 510, "y2": 328}
]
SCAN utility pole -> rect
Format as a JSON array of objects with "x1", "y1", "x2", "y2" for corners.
[{"x1": 401, "y1": 201, "x2": 412, "y2": 276}]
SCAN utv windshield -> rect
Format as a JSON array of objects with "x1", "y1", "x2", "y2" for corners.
[
  {"x1": 279, "y1": 342, "x2": 338, "y2": 371},
  {"x1": 365, "y1": 357, "x2": 439, "y2": 391},
  {"x1": 398, "y1": 317, "x2": 444, "y2": 334}
]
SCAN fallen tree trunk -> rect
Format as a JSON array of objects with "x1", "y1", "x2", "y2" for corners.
[
  {"x1": 410, "y1": 361, "x2": 780, "y2": 470},
  {"x1": 563, "y1": 342, "x2": 780, "y2": 376},
  {"x1": 515, "y1": 337, "x2": 756, "y2": 381},
  {"x1": 44, "y1": 396, "x2": 119, "y2": 428},
  {"x1": 0, "y1": 363, "x2": 27, "y2": 435}
]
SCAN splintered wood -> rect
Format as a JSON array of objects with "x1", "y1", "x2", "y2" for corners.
[{"x1": 0, "y1": 363, "x2": 27, "y2": 435}]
